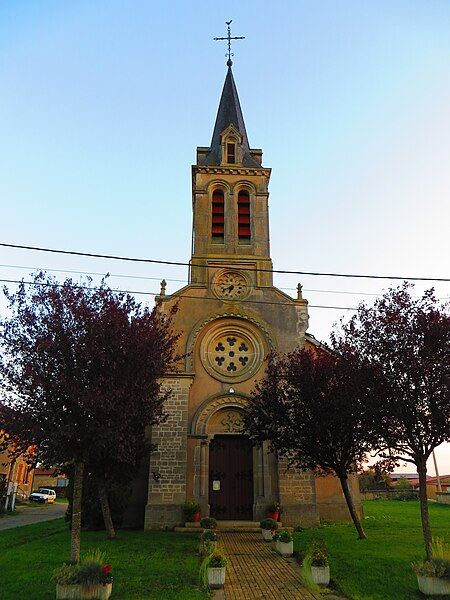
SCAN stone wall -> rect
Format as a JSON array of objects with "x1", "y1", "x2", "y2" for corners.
[
  {"x1": 277, "y1": 457, "x2": 319, "y2": 527},
  {"x1": 144, "y1": 376, "x2": 193, "y2": 529}
]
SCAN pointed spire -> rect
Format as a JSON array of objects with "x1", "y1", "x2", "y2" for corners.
[
  {"x1": 204, "y1": 65, "x2": 260, "y2": 167},
  {"x1": 210, "y1": 65, "x2": 250, "y2": 152}
]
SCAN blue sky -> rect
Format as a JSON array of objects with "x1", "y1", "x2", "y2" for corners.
[{"x1": 1, "y1": 1, "x2": 449, "y2": 473}]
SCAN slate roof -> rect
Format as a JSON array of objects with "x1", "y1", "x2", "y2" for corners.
[{"x1": 204, "y1": 66, "x2": 260, "y2": 168}]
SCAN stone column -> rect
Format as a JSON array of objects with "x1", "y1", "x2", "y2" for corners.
[
  {"x1": 199, "y1": 440, "x2": 210, "y2": 515},
  {"x1": 144, "y1": 375, "x2": 193, "y2": 529}
]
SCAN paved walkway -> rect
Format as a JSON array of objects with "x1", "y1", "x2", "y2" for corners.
[
  {"x1": 0, "y1": 502, "x2": 67, "y2": 531},
  {"x1": 220, "y1": 532, "x2": 321, "y2": 600}
]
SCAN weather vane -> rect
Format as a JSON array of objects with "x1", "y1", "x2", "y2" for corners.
[{"x1": 214, "y1": 20, "x2": 245, "y2": 67}]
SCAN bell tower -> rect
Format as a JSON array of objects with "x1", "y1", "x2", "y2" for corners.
[{"x1": 190, "y1": 64, "x2": 273, "y2": 288}]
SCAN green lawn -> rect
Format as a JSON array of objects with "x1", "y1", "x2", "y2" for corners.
[
  {"x1": 1, "y1": 500, "x2": 449, "y2": 600},
  {"x1": 294, "y1": 499, "x2": 450, "y2": 600},
  {"x1": 0, "y1": 519, "x2": 206, "y2": 600}
]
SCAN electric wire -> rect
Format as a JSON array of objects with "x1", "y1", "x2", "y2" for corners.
[
  {"x1": 0, "y1": 278, "x2": 357, "y2": 311},
  {"x1": 2, "y1": 263, "x2": 446, "y2": 299},
  {"x1": 1, "y1": 242, "x2": 448, "y2": 283}
]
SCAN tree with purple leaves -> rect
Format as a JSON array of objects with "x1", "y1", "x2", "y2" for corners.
[
  {"x1": 243, "y1": 345, "x2": 386, "y2": 539},
  {"x1": 334, "y1": 283, "x2": 450, "y2": 559},
  {"x1": 0, "y1": 272, "x2": 178, "y2": 561}
]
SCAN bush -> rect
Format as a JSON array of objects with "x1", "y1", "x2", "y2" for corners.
[
  {"x1": 53, "y1": 549, "x2": 112, "y2": 585},
  {"x1": 200, "y1": 517, "x2": 217, "y2": 529},
  {"x1": 268, "y1": 502, "x2": 280, "y2": 513},
  {"x1": 394, "y1": 491, "x2": 416, "y2": 501},
  {"x1": 310, "y1": 541, "x2": 328, "y2": 567},
  {"x1": 208, "y1": 552, "x2": 228, "y2": 568},
  {"x1": 202, "y1": 529, "x2": 218, "y2": 542},
  {"x1": 260, "y1": 518, "x2": 278, "y2": 531},
  {"x1": 199, "y1": 551, "x2": 228, "y2": 587},
  {"x1": 183, "y1": 500, "x2": 201, "y2": 521},
  {"x1": 412, "y1": 560, "x2": 448, "y2": 578},
  {"x1": 274, "y1": 528, "x2": 293, "y2": 543}
]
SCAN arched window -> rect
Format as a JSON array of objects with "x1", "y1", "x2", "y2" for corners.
[
  {"x1": 238, "y1": 190, "x2": 251, "y2": 240},
  {"x1": 211, "y1": 189, "x2": 225, "y2": 240}
]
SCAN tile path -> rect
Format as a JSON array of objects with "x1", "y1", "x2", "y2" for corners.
[{"x1": 220, "y1": 532, "x2": 321, "y2": 600}]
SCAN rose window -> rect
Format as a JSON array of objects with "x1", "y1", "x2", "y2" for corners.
[
  {"x1": 213, "y1": 335, "x2": 252, "y2": 373},
  {"x1": 202, "y1": 322, "x2": 263, "y2": 382}
]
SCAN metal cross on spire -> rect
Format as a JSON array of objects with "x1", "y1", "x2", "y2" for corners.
[{"x1": 213, "y1": 20, "x2": 245, "y2": 67}]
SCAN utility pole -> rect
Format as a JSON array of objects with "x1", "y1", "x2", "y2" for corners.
[{"x1": 432, "y1": 450, "x2": 442, "y2": 493}]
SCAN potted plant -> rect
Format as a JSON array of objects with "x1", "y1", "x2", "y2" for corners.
[
  {"x1": 412, "y1": 538, "x2": 450, "y2": 596},
  {"x1": 267, "y1": 501, "x2": 280, "y2": 521},
  {"x1": 274, "y1": 528, "x2": 293, "y2": 557},
  {"x1": 260, "y1": 518, "x2": 278, "y2": 541},
  {"x1": 309, "y1": 541, "x2": 330, "y2": 585},
  {"x1": 53, "y1": 550, "x2": 113, "y2": 599},
  {"x1": 183, "y1": 499, "x2": 201, "y2": 523},
  {"x1": 200, "y1": 516, "x2": 217, "y2": 529},
  {"x1": 200, "y1": 551, "x2": 228, "y2": 589},
  {"x1": 199, "y1": 528, "x2": 218, "y2": 557}
]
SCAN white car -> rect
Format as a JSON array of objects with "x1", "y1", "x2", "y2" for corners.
[{"x1": 29, "y1": 488, "x2": 57, "y2": 504}]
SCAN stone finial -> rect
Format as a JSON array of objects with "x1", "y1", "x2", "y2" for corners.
[
  {"x1": 160, "y1": 279, "x2": 167, "y2": 296},
  {"x1": 297, "y1": 283, "x2": 303, "y2": 300}
]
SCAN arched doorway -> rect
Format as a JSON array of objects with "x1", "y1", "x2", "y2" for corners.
[
  {"x1": 209, "y1": 434, "x2": 253, "y2": 520},
  {"x1": 191, "y1": 397, "x2": 269, "y2": 521}
]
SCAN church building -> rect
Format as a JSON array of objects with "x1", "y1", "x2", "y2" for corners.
[{"x1": 141, "y1": 61, "x2": 360, "y2": 530}]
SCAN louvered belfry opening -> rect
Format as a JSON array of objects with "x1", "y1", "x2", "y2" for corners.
[
  {"x1": 212, "y1": 189, "x2": 225, "y2": 239},
  {"x1": 238, "y1": 190, "x2": 251, "y2": 240}
]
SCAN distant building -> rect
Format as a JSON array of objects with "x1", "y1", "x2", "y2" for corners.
[
  {"x1": 0, "y1": 434, "x2": 34, "y2": 504},
  {"x1": 32, "y1": 468, "x2": 69, "y2": 493}
]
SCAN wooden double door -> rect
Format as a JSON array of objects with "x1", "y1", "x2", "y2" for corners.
[{"x1": 208, "y1": 435, "x2": 253, "y2": 520}]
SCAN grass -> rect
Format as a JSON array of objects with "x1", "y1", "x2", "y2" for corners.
[
  {"x1": 0, "y1": 519, "x2": 206, "y2": 599},
  {"x1": 294, "y1": 499, "x2": 450, "y2": 600},
  {"x1": 2, "y1": 500, "x2": 449, "y2": 599}
]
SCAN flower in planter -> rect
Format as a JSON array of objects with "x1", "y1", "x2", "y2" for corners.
[
  {"x1": 199, "y1": 528, "x2": 219, "y2": 556},
  {"x1": 183, "y1": 500, "x2": 201, "y2": 522},
  {"x1": 307, "y1": 540, "x2": 330, "y2": 586},
  {"x1": 53, "y1": 549, "x2": 113, "y2": 587},
  {"x1": 202, "y1": 529, "x2": 218, "y2": 542},
  {"x1": 273, "y1": 528, "x2": 293, "y2": 543},
  {"x1": 259, "y1": 518, "x2": 278, "y2": 531},
  {"x1": 199, "y1": 551, "x2": 228, "y2": 589},
  {"x1": 310, "y1": 541, "x2": 328, "y2": 567},
  {"x1": 200, "y1": 517, "x2": 217, "y2": 529}
]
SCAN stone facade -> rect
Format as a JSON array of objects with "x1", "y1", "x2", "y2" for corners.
[
  {"x1": 144, "y1": 376, "x2": 192, "y2": 529},
  {"x1": 142, "y1": 64, "x2": 361, "y2": 529}
]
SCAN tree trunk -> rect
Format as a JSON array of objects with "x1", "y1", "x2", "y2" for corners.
[
  {"x1": 417, "y1": 458, "x2": 432, "y2": 560},
  {"x1": 339, "y1": 474, "x2": 366, "y2": 540},
  {"x1": 98, "y1": 480, "x2": 116, "y2": 540},
  {"x1": 70, "y1": 461, "x2": 84, "y2": 564}
]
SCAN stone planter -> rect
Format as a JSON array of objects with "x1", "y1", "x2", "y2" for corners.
[
  {"x1": 276, "y1": 540, "x2": 293, "y2": 557},
  {"x1": 56, "y1": 585, "x2": 80, "y2": 599},
  {"x1": 262, "y1": 528, "x2": 275, "y2": 541},
  {"x1": 417, "y1": 575, "x2": 450, "y2": 595},
  {"x1": 56, "y1": 583, "x2": 113, "y2": 600},
  {"x1": 208, "y1": 566, "x2": 226, "y2": 589},
  {"x1": 311, "y1": 565, "x2": 330, "y2": 585}
]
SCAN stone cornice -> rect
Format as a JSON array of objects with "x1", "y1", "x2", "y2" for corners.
[{"x1": 193, "y1": 165, "x2": 271, "y2": 177}]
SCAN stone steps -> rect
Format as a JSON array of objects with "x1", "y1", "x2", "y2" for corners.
[{"x1": 174, "y1": 520, "x2": 287, "y2": 534}]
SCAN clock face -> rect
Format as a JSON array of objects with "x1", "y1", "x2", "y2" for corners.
[{"x1": 214, "y1": 271, "x2": 249, "y2": 300}]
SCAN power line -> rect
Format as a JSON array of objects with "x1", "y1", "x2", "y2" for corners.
[
  {"x1": 2, "y1": 263, "x2": 447, "y2": 299},
  {"x1": 1, "y1": 242, "x2": 448, "y2": 283},
  {"x1": 0, "y1": 278, "x2": 357, "y2": 311}
]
